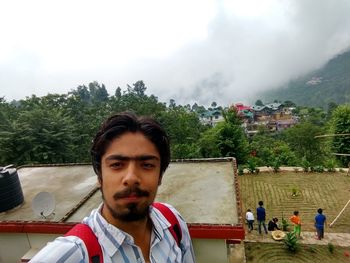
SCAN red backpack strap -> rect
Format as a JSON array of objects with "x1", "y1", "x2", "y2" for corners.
[
  {"x1": 152, "y1": 202, "x2": 182, "y2": 246},
  {"x1": 65, "y1": 223, "x2": 103, "y2": 263}
]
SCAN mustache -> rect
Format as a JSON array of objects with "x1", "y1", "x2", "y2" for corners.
[{"x1": 113, "y1": 187, "x2": 150, "y2": 200}]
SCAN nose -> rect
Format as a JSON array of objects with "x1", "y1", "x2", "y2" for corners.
[{"x1": 122, "y1": 161, "x2": 141, "y2": 186}]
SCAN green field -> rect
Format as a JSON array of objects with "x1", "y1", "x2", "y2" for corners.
[
  {"x1": 238, "y1": 171, "x2": 350, "y2": 233},
  {"x1": 245, "y1": 242, "x2": 350, "y2": 263}
]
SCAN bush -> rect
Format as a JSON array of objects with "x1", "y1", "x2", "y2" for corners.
[
  {"x1": 281, "y1": 217, "x2": 289, "y2": 231},
  {"x1": 301, "y1": 158, "x2": 310, "y2": 172},
  {"x1": 284, "y1": 232, "x2": 299, "y2": 253},
  {"x1": 291, "y1": 186, "x2": 299, "y2": 197},
  {"x1": 272, "y1": 158, "x2": 280, "y2": 173},
  {"x1": 325, "y1": 159, "x2": 336, "y2": 172},
  {"x1": 328, "y1": 243, "x2": 335, "y2": 254},
  {"x1": 314, "y1": 165, "x2": 324, "y2": 173},
  {"x1": 247, "y1": 157, "x2": 258, "y2": 174},
  {"x1": 238, "y1": 166, "x2": 244, "y2": 175}
]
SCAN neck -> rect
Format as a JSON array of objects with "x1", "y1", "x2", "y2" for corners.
[{"x1": 101, "y1": 204, "x2": 152, "y2": 242}]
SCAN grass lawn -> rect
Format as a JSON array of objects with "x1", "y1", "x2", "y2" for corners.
[
  {"x1": 245, "y1": 242, "x2": 350, "y2": 263},
  {"x1": 238, "y1": 171, "x2": 350, "y2": 233}
]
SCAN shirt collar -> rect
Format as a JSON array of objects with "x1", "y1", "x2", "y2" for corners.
[{"x1": 88, "y1": 203, "x2": 171, "y2": 258}]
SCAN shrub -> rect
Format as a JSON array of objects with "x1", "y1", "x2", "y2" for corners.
[
  {"x1": 325, "y1": 159, "x2": 336, "y2": 172},
  {"x1": 301, "y1": 158, "x2": 310, "y2": 172},
  {"x1": 281, "y1": 217, "x2": 289, "y2": 231},
  {"x1": 328, "y1": 243, "x2": 335, "y2": 254},
  {"x1": 247, "y1": 158, "x2": 258, "y2": 174},
  {"x1": 284, "y1": 232, "x2": 299, "y2": 253},
  {"x1": 238, "y1": 166, "x2": 244, "y2": 175},
  {"x1": 314, "y1": 165, "x2": 324, "y2": 173},
  {"x1": 272, "y1": 158, "x2": 280, "y2": 173},
  {"x1": 291, "y1": 186, "x2": 299, "y2": 197}
]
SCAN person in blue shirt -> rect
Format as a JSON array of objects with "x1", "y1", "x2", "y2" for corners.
[
  {"x1": 315, "y1": 208, "x2": 326, "y2": 240},
  {"x1": 256, "y1": 201, "x2": 268, "y2": 234}
]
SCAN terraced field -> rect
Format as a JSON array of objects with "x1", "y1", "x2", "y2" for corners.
[
  {"x1": 244, "y1": 243, "x2": 350, "y2": 263},
  {"x1": 238, "y1": 171, "x2": 350, "y2": 233}
]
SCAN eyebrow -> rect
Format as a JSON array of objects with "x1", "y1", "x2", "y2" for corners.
[{"x1": 105, "y1": 154, "x2": 160, "y2": 162}]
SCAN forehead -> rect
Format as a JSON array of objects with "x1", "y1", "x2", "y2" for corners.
[{"x1": 103, "y1": 132, "x2": 160, "y2": 158}]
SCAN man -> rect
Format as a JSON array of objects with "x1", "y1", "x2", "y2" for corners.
[
  {"x1": 30, "y1": 112, "x2": 195, "y2": 263},
  {"x1": 315, "y1": 208, "x2": 326, "y2": 240},
  {"x1": 246, "y1": 209, "x2": 254, "y2": 233},
  {"x1": 256, "y1": 201, "x2": 268, "y2": 234}
]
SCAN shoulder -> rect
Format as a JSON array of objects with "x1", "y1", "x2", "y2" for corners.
[
  {"x1": 152, "y1": 202, "x2": 190, "y2": 239},
  {"x1": 29, "y1": 236, "x2": 88, "y2": 263}
]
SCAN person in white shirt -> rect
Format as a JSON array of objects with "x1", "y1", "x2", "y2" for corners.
[
  {"x1": 30, "y1": 112, "x2": 195, "y2": 263},
  {"x1": 246, "y1": 209, "x2": 255, "y2": 233}
]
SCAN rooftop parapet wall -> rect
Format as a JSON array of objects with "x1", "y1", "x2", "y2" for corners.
[{"x1": 0, "y1": 158, "x2": 245, "y2": 240}]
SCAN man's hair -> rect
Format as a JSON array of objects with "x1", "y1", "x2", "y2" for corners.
[
  {"x1": 293, "y1": 210, "x2": 299, "y2": 216},
  {"x1": 90, "y1": 112, "x2": 170, "y2": 180},
  {"x1": 258, "y1": 201, "x2": 263, "y2": 206},
  {"x1": 247, "y1": 209, "x2": 251, "y2": 212},
  {"x1": 317, "y1": 208, "x2": 323, "y2": 214}
]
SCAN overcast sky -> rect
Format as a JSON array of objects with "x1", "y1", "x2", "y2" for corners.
[{"x1": 1, "y1": 0, "x2": 350, "y2": 106}]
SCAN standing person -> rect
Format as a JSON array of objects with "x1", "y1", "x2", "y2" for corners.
[
  {"x1": 315, "y1": 208, "x2": 327, "y2": 240},
  {"x1": 30, "y1": 112, "x2": 195, "y2": 263},
  {"x1": 256, "y1": 201, "x2": 268, "y2": 234},
  {"x1": 268, "y1": 217, "x2": 280, "y2": 231},
  {"x1": 246, "y1": 209, "x2": 255, "y2": 233},
  {"x1": 290, "y1": 210, "x2": 302, "y2": 238}
]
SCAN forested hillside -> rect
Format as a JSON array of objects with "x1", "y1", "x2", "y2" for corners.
[{"x1": 262, "y1": 49, "x2": 350, "y2": 107}]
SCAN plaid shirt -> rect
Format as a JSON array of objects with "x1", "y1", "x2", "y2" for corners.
[{"x1": 30, "y1": 203, "x2": 195, "y2": 263}]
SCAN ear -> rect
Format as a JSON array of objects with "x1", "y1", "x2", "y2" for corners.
[{"x1": 97, "y1": 176, "x2": 102, "y2": 187}]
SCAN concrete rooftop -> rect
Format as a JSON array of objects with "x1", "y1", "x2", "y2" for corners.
[{"x1": 0, "y1": 159, "x2": 240, "y2": 225}]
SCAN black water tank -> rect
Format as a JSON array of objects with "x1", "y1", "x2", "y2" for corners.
[{"x1": 0, "y1": 166, "x2": 24, "y2": 212}]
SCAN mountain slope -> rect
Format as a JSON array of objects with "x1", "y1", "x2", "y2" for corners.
[{"x1": 261, "y1": 50, "x2": 350, "y2": 107}]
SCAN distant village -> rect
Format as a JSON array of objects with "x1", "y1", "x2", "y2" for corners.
[{"x1": 199, "y1": 102, "x2": 298, "y2": 136}]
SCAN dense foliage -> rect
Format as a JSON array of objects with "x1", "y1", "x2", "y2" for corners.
[{"x1": 0, "y1": 82, "x2": 349, "y2": 168}]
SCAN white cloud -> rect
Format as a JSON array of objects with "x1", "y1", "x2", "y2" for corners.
[{"x1": 1, "y1": 0, "x2": 350, "y2": 106}]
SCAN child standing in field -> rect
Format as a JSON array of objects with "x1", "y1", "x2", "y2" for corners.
[
  {"x1": 246, "y1": 209, "x2": 255, "y2": 233},
  {"x1": 290, "y1": 210, "x2": 301, "y2": 238},
  {"x1": 315, "y1": 208, "x2": 326, "y2": 240},
  {"x1": 256, "y1": 201, "x2": 268, "y2": 234}
]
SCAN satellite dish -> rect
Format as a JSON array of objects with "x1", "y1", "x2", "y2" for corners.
[{"x1": 31, "y1": 192, "x2": 56, "y2": 218}]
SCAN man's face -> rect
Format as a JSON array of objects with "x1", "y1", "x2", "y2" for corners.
[{"x1": 99, "y1": 132, "x2": 161, "y2": 223}]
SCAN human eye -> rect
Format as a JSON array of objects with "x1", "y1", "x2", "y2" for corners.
[
  {"x1": 142, "y1": 162, "x2": 156, "y2": 169},
  {"x1": 110, "y1": 161, "x2": 123, "y2": 169}
]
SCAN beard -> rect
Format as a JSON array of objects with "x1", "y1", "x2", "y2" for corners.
[{"x1": 101, "y1": 186, "x2": 151, "y2": 222}]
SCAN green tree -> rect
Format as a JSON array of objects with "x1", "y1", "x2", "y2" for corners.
[
  {"x1": 158, "y1": 107, "x2": 204, "y2": 159},
  {"x1": 199, "y1": 109, "x2": 248, "y2": 163},
  {"x1": 255, "y1": 99, "x2": 264, "y2": 106},
  {"x1": 282, "y1": 122, "x2": 327, "y2": 165},
  {"x1": 0, "y1": 107, "x2": 75, "y2": 165},
  {"x1": 329, "y1": 104, "x2": 350, "y2": 166}
]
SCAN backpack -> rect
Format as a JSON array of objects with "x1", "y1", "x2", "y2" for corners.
[{"x1": 65, "y1": 202, "x2": 182, "y2": 263}]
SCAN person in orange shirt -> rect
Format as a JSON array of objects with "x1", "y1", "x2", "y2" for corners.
[{"x1": 290, "y1": 210, "x2": 301, "y2": 238}]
